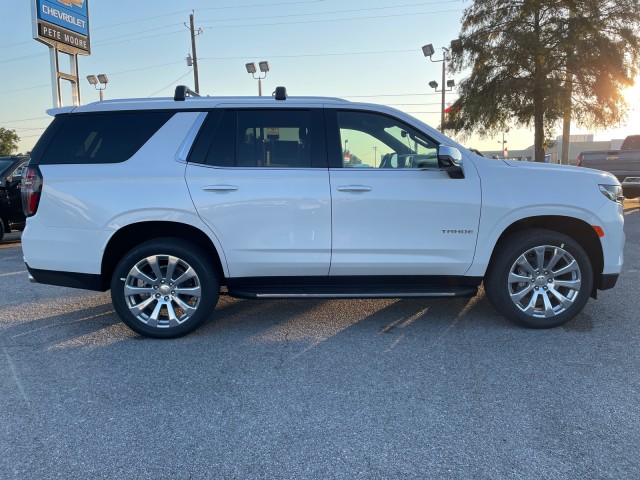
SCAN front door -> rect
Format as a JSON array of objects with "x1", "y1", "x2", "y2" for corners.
[{"x1": 327, "y1": 109, "x2": 481, "y2": 276}]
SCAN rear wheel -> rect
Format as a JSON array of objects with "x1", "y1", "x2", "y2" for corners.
[
  {"x1": 484, "y1": 229, "x2": 593, "y2": 328},
  {"x1": 110, "y1": 238, "x2": 219, "y2": 338}
]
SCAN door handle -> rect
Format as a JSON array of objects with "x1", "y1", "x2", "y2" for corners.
[
  {"x1": 337, "y1": 185, "x2": 372, "y2": 192},
  {"x1": 203, "y1": 185, "x2": 238, "y2": 192}
]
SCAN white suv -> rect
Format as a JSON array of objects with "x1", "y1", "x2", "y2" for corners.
[{"x1": 21, "y1": 86, "x2": 625, "y2": 338}]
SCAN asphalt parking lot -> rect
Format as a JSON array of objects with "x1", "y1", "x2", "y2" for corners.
[{"x1": 1, "y1": 200, "x2": 639, "y2": 479}]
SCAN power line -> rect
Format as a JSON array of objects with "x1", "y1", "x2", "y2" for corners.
[
  {"x1": 0, "y1": 61, "x2": 185, "y2": 96},
  {"x1": 0, "y1": 40, "x2": 33, "y2": 50},
  {"x1": 199, "y1": 48, "x2": 417, "y2": 60},
  {"x1": 110, "y1": 61, "x2": 185, "y2": 76},
  {"x1": 0, "y1": 116, "x2": 50, "y2": 123},
  {"x1": 91, "y1": 0, "x2": 327, "y2": 30},
  {"x1": 148, "y1": 70, "x2": 194, "y2": 97},
  {"x1": 4, "y1": 126, "x2": 48, "y2": 131},
  {"x1": 0, "y1": 4, "x2": 461, "y2": 65},
  {"x1": 202, "y1": 8, "x2": 463, "y2": 29},
  {"x1": 198, "y1": 0, "x2": 327, "y2": 12},
  {"x1": 198, "y1": 1, "x2": 462, "y2": 23}
]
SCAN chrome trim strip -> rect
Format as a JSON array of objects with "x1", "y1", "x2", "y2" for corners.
[{"x1": 254, "y1": 292, "x2": 458, "y2": 298}]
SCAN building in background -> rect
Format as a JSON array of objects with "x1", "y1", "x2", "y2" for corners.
[{"x1": 480, "y1": 134, "x2": 625, "y2": 164}]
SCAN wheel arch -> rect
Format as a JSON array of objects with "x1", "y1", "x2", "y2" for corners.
[
  {"x1": 489, "y1": 215, "x2": 604, "y2": 296},
  {"x1": 101, "y1": 221, "x2": 226, "y2": 290}
]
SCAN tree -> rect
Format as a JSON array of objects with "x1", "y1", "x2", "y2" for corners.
[
  {"x1": 447, "y1": 0, "x2": 640, "y2": 162},
  {"x1": 0, "y1": 127, "x2": 20, "y2": 155}
]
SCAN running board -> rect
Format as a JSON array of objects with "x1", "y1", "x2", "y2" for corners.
[{"x1": 227, "y1": 286, "x2": 478, "y2": 300}]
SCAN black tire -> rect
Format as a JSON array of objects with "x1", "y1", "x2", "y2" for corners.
[
  {"x1": 110, "y1": 238, "x2": 219, "y2": 339},
  {"x1": 484, "y1": 229, "x2": 593, "y2": 328}
]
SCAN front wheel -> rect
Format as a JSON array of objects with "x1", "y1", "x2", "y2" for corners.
[
  {"x1": 110, "y1": 238, "x2": 219, "y2": 338},
  {"x1": 484, "y1": 229, "x2": 593, "y2": 328}
]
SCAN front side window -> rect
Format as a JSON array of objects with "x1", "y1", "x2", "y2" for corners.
[
  {"x1": 337, "y1": 110, "x2": 438, "y2": 169},
  {"x1": 198, "y1": 109, "x2": 325, "y2": 168}
]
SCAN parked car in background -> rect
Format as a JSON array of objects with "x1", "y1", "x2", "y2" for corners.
[
  {"x1": 0, "y1": 155, "x2": 28, "y2": 242},
  {"x1": 577, "y1": 135, "x2": 640, "y2": 198}
]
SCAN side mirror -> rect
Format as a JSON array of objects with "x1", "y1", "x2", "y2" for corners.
[{"x1": 438, "y1": 145, "x2": 464, "y2": 178}]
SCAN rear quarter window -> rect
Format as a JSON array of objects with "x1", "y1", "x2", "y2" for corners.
[{"x1": 36, "y1": 111, "x2": 174, "y2": 165}]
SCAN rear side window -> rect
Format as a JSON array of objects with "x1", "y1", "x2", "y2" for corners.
[
  {"x1": 37, "y1": 112, "x2": 173, "y2": 165},
  {"x1": 190, "y1": 108, "x2": 327, "y2": 168}
]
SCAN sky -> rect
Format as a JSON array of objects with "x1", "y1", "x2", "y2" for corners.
[{"x1": 2, "y1": 0, "x2": 639, "y2": 155}]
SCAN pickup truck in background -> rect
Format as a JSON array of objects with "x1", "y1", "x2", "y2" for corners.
[{"x1": 577, "y1": 135, "x2": 640, "y2": 198}]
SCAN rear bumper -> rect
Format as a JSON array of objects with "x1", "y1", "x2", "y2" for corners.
[{"x1": 26, "y1": 264, "x2": 106, "y2": 291}]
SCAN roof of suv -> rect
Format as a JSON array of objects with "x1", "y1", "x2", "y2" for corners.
[{"x1": 49, "y1": 87, "x2": 353, "y2": 115}]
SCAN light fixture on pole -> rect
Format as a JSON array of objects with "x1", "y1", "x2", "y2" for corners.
[
  {"x1": 422, "y1": 42, "x2": 456, "y2": 131},
  {"x1": 86, "y1": 74, "x2": 109, "y2": 101},
  {"x1": 245, "y1": 61, "x2": 270, "y2": 96}
]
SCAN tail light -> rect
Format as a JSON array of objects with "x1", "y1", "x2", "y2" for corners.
[
  {"x1": 21, "y1": 166, "x2": 43, "y2": 217},
  {"x1": 576, "y1": 153, "x2": 582, "y2": 167}
]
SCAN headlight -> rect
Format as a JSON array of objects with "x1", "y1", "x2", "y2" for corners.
[{"x1": 599, "y1": 184, "x2": 624, "y2": 203}]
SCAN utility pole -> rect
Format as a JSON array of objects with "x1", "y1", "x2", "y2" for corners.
[
  {"x1": 189, "y1": 12, "x2": 200, "y2": 94},
  {"x1": 498, "y1": 132, "x2": 508, "y2": 158}
]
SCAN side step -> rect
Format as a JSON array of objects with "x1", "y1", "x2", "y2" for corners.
[{"x1": 227, "y1": 286, "x2": 478, "y2": 300}]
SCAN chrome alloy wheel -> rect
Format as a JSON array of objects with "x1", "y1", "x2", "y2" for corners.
[
  {"x1": 507, "y1": 245, "x2": 582, "y2": 319},
  {"x1": 123, "y1": 254, "x2": 202, "y2": 328}
]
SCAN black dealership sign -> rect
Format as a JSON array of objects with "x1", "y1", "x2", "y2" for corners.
[{"x1": 37, "y1": 21, "x2": 90, "y2": 53}]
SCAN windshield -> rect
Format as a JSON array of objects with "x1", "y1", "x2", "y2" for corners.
[{"x1": 0, "y1": 158, "x2": 16, "y2": 177}]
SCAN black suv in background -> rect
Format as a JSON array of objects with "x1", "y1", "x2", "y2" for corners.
[{"x1": 0, "y1": 155, "x2": 28, "y2": 242}]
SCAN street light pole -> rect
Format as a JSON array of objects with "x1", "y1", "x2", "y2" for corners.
[
  {"x1": 245, "y1": 61, "x2": 270, "y2": 96},
  {"x1": 422, "y1": 44, "x2": 455, "y2": 132},
  {"x1": 86, "y1": 74, "x2": 109, "y2": 102},
  {"x1": 440, "y1": 49, "x2": 447, "y2": 129}
]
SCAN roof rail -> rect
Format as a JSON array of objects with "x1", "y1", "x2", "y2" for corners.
[{"x1": 174, "y1": 85, "x2": 200, "y2": 101}]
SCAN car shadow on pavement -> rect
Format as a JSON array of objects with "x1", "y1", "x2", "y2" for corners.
[
  {"x1": 0, "y1": 293, "x2": 127, "y2": 349},
  {"x1": 197, "y1": 288, "x2": 511, "y2": 352},
  {"x1": 1, "y1": 278, "x2": 601, "y2": 353}
]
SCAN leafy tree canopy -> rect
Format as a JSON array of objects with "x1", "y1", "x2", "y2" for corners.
[
  {"x1": 0, "y1": 127, "x2": 20, "y2": 155},
  {"x1": 447, "y1": 0, "x2": 640, "y2": 161}
]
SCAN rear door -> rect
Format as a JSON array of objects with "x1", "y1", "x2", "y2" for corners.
[
  {"x1": 185, "y1": 107, "x2": 332, "y2": 278},
  {"x1": 6, "y1": 161, "x2": 27, "y2": 223},
  {"x1": 326, "y1": 108, "x2": 481, "y2": 276}
]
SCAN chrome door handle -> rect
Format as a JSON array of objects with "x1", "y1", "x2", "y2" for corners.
[
  {"x1": 337, "y1": 185, "x2": 372, "y2": 192},
  {"x1": 203, "y1": 185, "x2": 238, "y2": 192}
]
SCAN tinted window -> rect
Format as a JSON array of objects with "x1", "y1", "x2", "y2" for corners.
[
  {"x1": 39, "y1": 112, "x2": 173, "y2": 164},
  {"x1": 206, "y1": 110, "x2": 236, "y2": 167},
  {"x1": 0, "y1": 158, "x2": 14, "y2": 177},
  {"x1": 337, "y1": 110, "x2": 438, "y2": 169},
  {"x1": 194, "y1": 109, "x2": 326, "y2": 168}
]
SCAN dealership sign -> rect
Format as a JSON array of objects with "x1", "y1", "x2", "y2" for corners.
[{"x1": 32, "y1": 0, "x2": 90, "y2": 54}]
